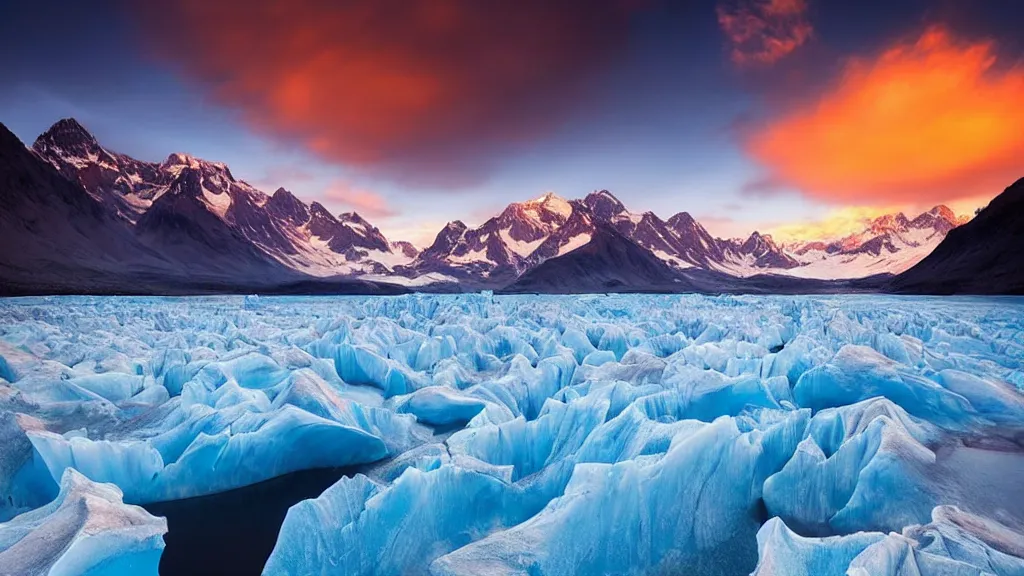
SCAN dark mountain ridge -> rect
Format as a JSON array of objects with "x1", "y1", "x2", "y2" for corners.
[
  {"x1": 891, "y1": 178, "x2": 1024, "y2": 295},
  {"x1": 0, "y1": 122, "x2": 405, "y2": 296},
  {"x1": 503, "y1": 225, "x2": 687, "y2": 293}
]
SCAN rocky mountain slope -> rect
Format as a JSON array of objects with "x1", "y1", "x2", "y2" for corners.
[
  {"x1": 32, "y1": 119, "x2": 414, "y2": 278},
  {"x1": 0, "y1": 121, "x2": 407, "y2": 295},
  {"x1": 891, "y1": 178, "x2": 1024, "y2": 294},
  {"x1": 0, "y1": 122, "x2": 293, "y2": 293},
  {"x1": 503, "y1": 225, "x2": 686, "y2": 293}
]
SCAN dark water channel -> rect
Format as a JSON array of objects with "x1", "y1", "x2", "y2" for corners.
[{"x1": 144, "y1": 466, "x2": 358, "y2": 575}]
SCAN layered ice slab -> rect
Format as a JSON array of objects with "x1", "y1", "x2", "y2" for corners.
[
  {"x1": 0, "y1": 468, "x2": 166, "y2": 575},
  {"x1": 0, "y1": 294, "x2": 1023, "y2": 574}
]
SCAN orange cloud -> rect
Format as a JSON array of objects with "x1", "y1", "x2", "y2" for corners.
[
  {"x1": 717, "y1": 0, "x2": 812, "y2": 65},
  {"x1": 747, "y1": 26, "x2": 1024, "y2": 205},
  {"x1": 324, "y1": 182, "x2": 395, "y2": 219},
  {"x1": 132, "y1": 0, "x2": 637, "y2": 186}
]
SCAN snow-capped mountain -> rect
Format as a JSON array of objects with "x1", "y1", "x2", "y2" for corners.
[
  {"x1": 407, "y1": 189, "x2": 802, "y2": 282},
  {"x1": 31, "y1": 118, "x2": 414, "y2": 277},
  {"x1": 505, "y1": 224, "x2": 685, "y2": 293},
  {"x1": 783, "y1": 206, "x2": 968, "y2": 279},
  {"x1": 31, "y1": 118, "x2": 173, "y2": 219},
  {"x1": 726, "y1": 232, "x2": 801, "y2": 270},
  {"x1": 133, "y1": 167, "x2": 287, "y2": 276},
  {"x1": 406, "y1": 192, "x2": 576, "y2": 281},
  {"x1": 0, "y1": 121, "x2": 303, "y2": 294},
  {"x1": 14, "y1": 117, "x2": 976, "y2": 291}
]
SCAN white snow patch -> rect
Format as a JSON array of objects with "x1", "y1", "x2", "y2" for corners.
[
  {"x1": 524, "y1": 192, "x2": 573, "y2": 218},
  {"x1": 652, "y1": 249, "x2": 694, "y2": 269},
  {"x1": 500, "y1": 230, "x2": 547, "y2": 258},
  {"x1": 361, "y1": 248, "x2": 416, "y2": 268},
  {"x1": 359, "y1": 273, "x2": 458, "y2": 287},
  {"x1": 449, "y1": 247, "x2": 491, "y2": 265},
  {"x1": 557, "y1": 233, "x2": 592, "y2": 256},
  {"x1": 202, "y1": 188, "x2": 232, "y2": 218}
]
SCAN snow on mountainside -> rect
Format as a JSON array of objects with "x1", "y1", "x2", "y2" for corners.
[
  {"x1": 408, "y1": 191, "x2": 575, "y2": 281},
  {"x1": 31, "y1": 118, "x2": 413, "y2": 277},
  {"x1": 0, "y1": 120, "x2": 303, "y2": 293},
  {"x1": 782, "y1": 205, "x2": 967, "y2": 280},
  {"x1": 714, "y1": 231, "x2": 801, "y2": 277},
  {"x1": 31, "y1": 118, "x2": 173, "y2": 219},
  {"x1": 21, "y1": 117, "x2": 974, "y2": 288},
  {"x1": 409, "y1": 189, "x2": 812, "y2": 283}
]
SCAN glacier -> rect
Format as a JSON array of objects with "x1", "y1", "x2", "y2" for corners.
[{"x1": 0, "y1": 293, "x2": 1022, "y2": 575}]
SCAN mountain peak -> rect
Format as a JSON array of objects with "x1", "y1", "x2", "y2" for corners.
[
  {"x1": 308, "y1": 201, "x2": 335, "y2": 220},
  {"x1": 32, "y1": 118, "x2": 101, "y2": 157},
  {"x1": 527, "y1": 191, "x2": 559, "y2": 203},
  {"x1": 908, "y1": 204, "x2": 962, "y2": 233},
  {"x1": 741, "y1": 230, "x2": 783, "y2": 253},
  {"x1": 266, "y1": 187, "x2": 309, "y2": 225},
  {"x1": 925, "y1": 205, "x2": 957, "y2": 223},
  {"x1": 36, "y1": 117, "x2": 95, "y2": 142},
  {"x1": 583, "y1": 190, "x2": 626, "y2": 220},
  {"x1": 163, "y1": 152, "x2": 199, "y2": 168},
  {"x1": 339, "y1": 212, "x2": 374, "y2": 232},
  {"x1": 162, "y1": 152, "x2": 231, "y2": 174},
  {"x1": 419, "y1": 220, "x2": 469, "y2": 260},
  {"x1": 392, "y1": 240, "x2": 419, "y2": 258},
  {"x1": 339, "y1": 211, "x2": 366, "y2": 223},
  {"x1": 869, "y1": 212, "x2": 910, "y2": 234},
  {"x1": 667, "y1": 212, "x2": 696, "y2": 226},
  {"x1": 521, "y1": 191, "x2": 572, "y2": 218},
  {"x1": 748, "y1": 230, "x2": 772, "y2": 241}
]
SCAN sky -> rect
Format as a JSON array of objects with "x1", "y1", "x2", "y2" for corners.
[{"x1": 2, "y1": 0, "x2": 1023, "y2": 247}]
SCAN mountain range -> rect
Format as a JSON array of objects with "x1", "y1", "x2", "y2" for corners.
[{"x1": 1, "y1": 118, "x2": 1019, "y2": 295}]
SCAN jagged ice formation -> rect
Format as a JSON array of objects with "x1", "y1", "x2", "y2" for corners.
[{"x1": 0, "y1": 294, "x2": 1022, "y2": 574}]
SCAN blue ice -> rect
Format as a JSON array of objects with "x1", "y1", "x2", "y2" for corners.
[{"x1": 0, "y1": 294, "x2": 1021, "y2": 574}]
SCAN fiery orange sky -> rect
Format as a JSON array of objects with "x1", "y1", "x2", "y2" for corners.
[
  {"x1": 747, "y1": 26, "x2": 1024, "y2": 207},
  {"x1": 764, "y1": 203, "x2": 978, "y2": 243}
]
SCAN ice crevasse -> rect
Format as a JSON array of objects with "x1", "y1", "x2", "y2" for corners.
[{"x1": 0, "y1": 293, "x2": 1021, "y2": 574}]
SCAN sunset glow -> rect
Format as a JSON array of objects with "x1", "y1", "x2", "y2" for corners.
[
  {"x1": 132, "y1": 0, "x2": 635, "y2": 185},
  {"x1": 3, "y1": 1, "x2": 1021, "y2": 243},
  {"x1": 748, "y1": 26, "x2": 1024, "y2": 206}
]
